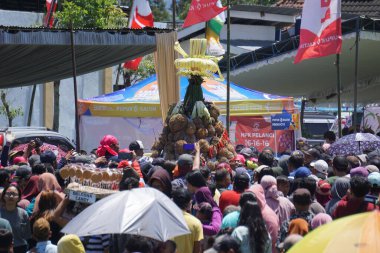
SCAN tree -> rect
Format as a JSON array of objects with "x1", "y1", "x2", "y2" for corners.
[
  {"x1": 55, "y1": 0, "x2": 128, "y2": 28},
  {"x1": 0, "y1": 90, "x2": 24, "y2": 127},
  {"x1": 122, "y1": 54, "x2": 156, "y2": 86},
  {"x1": 151, "y1": 0, "x2": 170, "y2": 22}
]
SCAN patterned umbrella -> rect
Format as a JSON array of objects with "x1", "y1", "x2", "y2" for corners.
[
  {"x1": 11, "y1": 143, "x2": 67, "y2": 162},
  {"x1": 328, "y1": 133, "x2": 380, "y2": 156}
]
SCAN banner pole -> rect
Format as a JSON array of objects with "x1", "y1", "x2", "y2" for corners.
[
  {"x1": 353, "y1": 17, "x2": 360, "y2": 133},
  {"x1": 336, "y1": 54, "x2": 342, "y2": 138},
  {"x1": 226, "y1": 0, "x2": 231, "y2": 136}
]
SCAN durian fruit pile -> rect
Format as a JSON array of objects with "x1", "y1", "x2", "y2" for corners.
[
  {"x1": 151, "y1": 38, "x2": 236, "y2": 163},
  {"x1": 151, "y1": 101, "x2": 236, "y2": 162}
]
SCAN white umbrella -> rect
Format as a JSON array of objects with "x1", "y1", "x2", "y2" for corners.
[{"x1": 61, "y1": 188, "x2": 190, "y2": 242}]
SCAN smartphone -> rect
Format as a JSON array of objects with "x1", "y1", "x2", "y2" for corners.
[
  {"x1": 183, "y1": 143, "x2": 195, "y2": 151},
  {"x1": 118, "y1": 152, "x2": 133, "y2": 161}
]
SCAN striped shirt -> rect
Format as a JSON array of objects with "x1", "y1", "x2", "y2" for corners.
[{"x1": 81, "y1": 234, "x2": 110, "y2": 253}]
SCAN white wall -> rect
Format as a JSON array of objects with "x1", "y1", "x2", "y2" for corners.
[{"x1": 220, "y1": 24, "x2": 276, "y2": 41}]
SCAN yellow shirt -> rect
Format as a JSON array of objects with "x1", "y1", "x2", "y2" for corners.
[{"x1": 173, "y1": 211, "x2": 204, "y2": 253}]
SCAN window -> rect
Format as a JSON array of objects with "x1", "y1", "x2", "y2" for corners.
[{"x1": 0, "y1": 0, "x2": 46, "y2": 13}]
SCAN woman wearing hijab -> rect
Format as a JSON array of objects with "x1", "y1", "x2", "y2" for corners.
[
  {"x1": 32, "y1": 173, "x2": 64, "y2": 215},
  {"x1": 249, "y1": 184, "x2": 279, "y2": 252},
  {"x1": 21, "y1": 175, "x2": 40, "y2": 201},
  {"x1": 148, "y1": 168, "x2": 172, "y2": 198},
  {"x1": 288, "y1": 218, "x2": 309, "y2": 236},
  {"x1": 57, "y1": 234, "x2": 85, "y2": 253},
  {"x1": 260, "y1": 175, "x2": 295, "y2": 225},
  {"x1": 311, "y1": 213, "x2": 332, "y2": 229},
  {"x1": 325, "y1": 177, "x2": 350, "y2": 215},
  {"x1": 96, "y1": 135, "x2": 119, "y2": 159},
  {"x1": 194, "y1": 186, "x2": 222, "y2": 236}
]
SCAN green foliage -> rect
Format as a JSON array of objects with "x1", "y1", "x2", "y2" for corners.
[
  {"x1": 0, "y1": 90, "x2": 24, "y2": 127},
  {"x1": 123, "y1": 54, "x2": 156, "y2": 85},
  {"x1": 177, "y1": 0, "x2": 276, "y2": 20},
  {"x1": 55, "y1": 0, "x2": 128, "y2": 29},
  {"x1": 151, "y1": 0, "x2": 171, "y2": 22}
]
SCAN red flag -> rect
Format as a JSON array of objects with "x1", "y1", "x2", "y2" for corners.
[
  {"x1": 123, "y1": 58, "x2": 143, "y2": 71},
  {"x1": 294, "y1": 0, "x2": 342, "y2": 64},
  {"x1": 183, "y1": 0, "x2": 227, "y2": 28},
  {"x1": 44, "y1": 0, "x2": 58, "y2": 28},
  {"x1": 124, "y1": 0, "x2": 154, "y2": 70}
]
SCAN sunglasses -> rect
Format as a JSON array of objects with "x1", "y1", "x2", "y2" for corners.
[{"x1": 4, "y1": 192, "x2": 19, "y2": 198}]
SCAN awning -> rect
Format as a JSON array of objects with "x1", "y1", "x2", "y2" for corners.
[
  {"x1": 78, "y1": 74, "x2": 294, "y2": 117},
  {"x1": 221, "y1": 17, "x2": 380, "y2": 104},
  {"x1": 0, "y1": 27, "x2": 171, "y2": 88}
]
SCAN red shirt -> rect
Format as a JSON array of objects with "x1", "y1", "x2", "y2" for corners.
[
  {"x1": 218, "y1": 190, "x2": 241, "y2": 213},
  {"x1": 333, "y1": 195, "x2": 376, "y2": 219}
]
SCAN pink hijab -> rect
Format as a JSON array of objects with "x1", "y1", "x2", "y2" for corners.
[
  {"x1": 96, "y1": 135, "x2": 118, "y2": 157},
  {"x1": 249, "y1": 184, "x2": 280, "y2": 252},
  {"x1": 260, "y1": 175, "x2": 295, "y2": 225}
]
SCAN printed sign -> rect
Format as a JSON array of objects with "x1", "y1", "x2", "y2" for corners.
[
  {"x1": 271, "y1": 113, "x2": 292, "y2": 130},
  {"x1": 69, "y1": 190, "x2": 96, "y2": 204},
  {"x1": 271, "y1": 113, "x2": 300, "y2": 130},
  {"x1": 232, "y1": 116, "x2": 294, "y2": 153}
]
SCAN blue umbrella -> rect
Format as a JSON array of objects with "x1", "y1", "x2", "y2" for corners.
[{"x1": 328, "y1": 133, "x2": 380, "y2": 156}]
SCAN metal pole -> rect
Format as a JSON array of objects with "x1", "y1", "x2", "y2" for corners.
[
  {"x1": 27, "y1": 85, "x2": 37, "y2": 126},
  {"x1": 353, "y1": 17, "x2": 360, "y2": 133},
  {"x1": 172, "y1": 0, "x2": 176, "y2": 29},
  {"x1": 336, "y1": 54, "x2": 342, "y2": 137},
  {"x1": 226, "y1": 0, "x2": 231, "y2": 136},
  {"x1": 70, "y1": 23, "x2": 81, "y2": 152}
]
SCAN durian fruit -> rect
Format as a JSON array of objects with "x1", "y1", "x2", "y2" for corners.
[
  {"x1": 210, "y1": 136, "x2": 220, "y2": 146},
  {"x1": 175, "y1": 140, "x2": 187, "y2": 155},
  {"x1": 164, "y1": 143, "x2": 174, "y2": 154},
  {"x1": 196, "y1": 128, "x2": 208, "y2": 139},
  {"x1": 209, "y1": 103, "x2": 220, "y2": 120},
  {"x1": 186, "y1": 121, "x2": 197, "y2": 135},
  {"x1": 207, "y1": 125, "x2": 216, "y2": 137},
  {"x1": 198, "y1": 139, "x2": 210, "y2": 154},
  {"x1": 215, "y1": 121, "x2": 224, "y2": 136},
  {"x1": 218, "y1": 147, "x2": 229, "y2": 158},
  {"x1": 193, "y1": 117, "x2": 204, "y2": 129},
  {"x1": 185, "y1": 134, "x2": 196, "y2": 144},
  {"x1": 226, "y1": 144, "x2": 235, "y2": 153},
  {"x1": 173, "y1": 131, "x2": 186, "y2": 142},
  {"x1": 169, "y1": 114, "x2": 188, "y2": 132}
]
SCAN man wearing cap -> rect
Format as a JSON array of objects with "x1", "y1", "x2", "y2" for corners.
[
  {"x1": 129, "y1": 140, "x2": 152, "y2": 164},
  {"x1": 365, "y1": 172, "x2": 380, "y2": 206},
  {"x1": 310, "y1": 160, "x2": 329, "y2": 180},
  {"x1": 40, "y1": 151, "x2": 57, "y2": 173},
  {"x1": 171, "y1": 154, "x2": 194, "y2": 190}
]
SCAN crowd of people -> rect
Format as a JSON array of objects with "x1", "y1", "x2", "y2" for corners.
[{"x1": 0, "y1": 130, "x2": 379, "y2": 253}]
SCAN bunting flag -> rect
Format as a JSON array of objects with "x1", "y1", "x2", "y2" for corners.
[
  {"x1": 44, "y1": 0, "x2": 58, "y2": 28},
  {"x1": 206, "y1": 0, "x2": 226, "y2": 56},
  {"x1": 183, "y1": 0, "x2": 227, "y2": 28},
  {"x1": 124, "y1": 0, "x2": 154, "y2": 70},
  {"x1": 294, "y1": 0, "x2": 342, "y2": 64}
]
